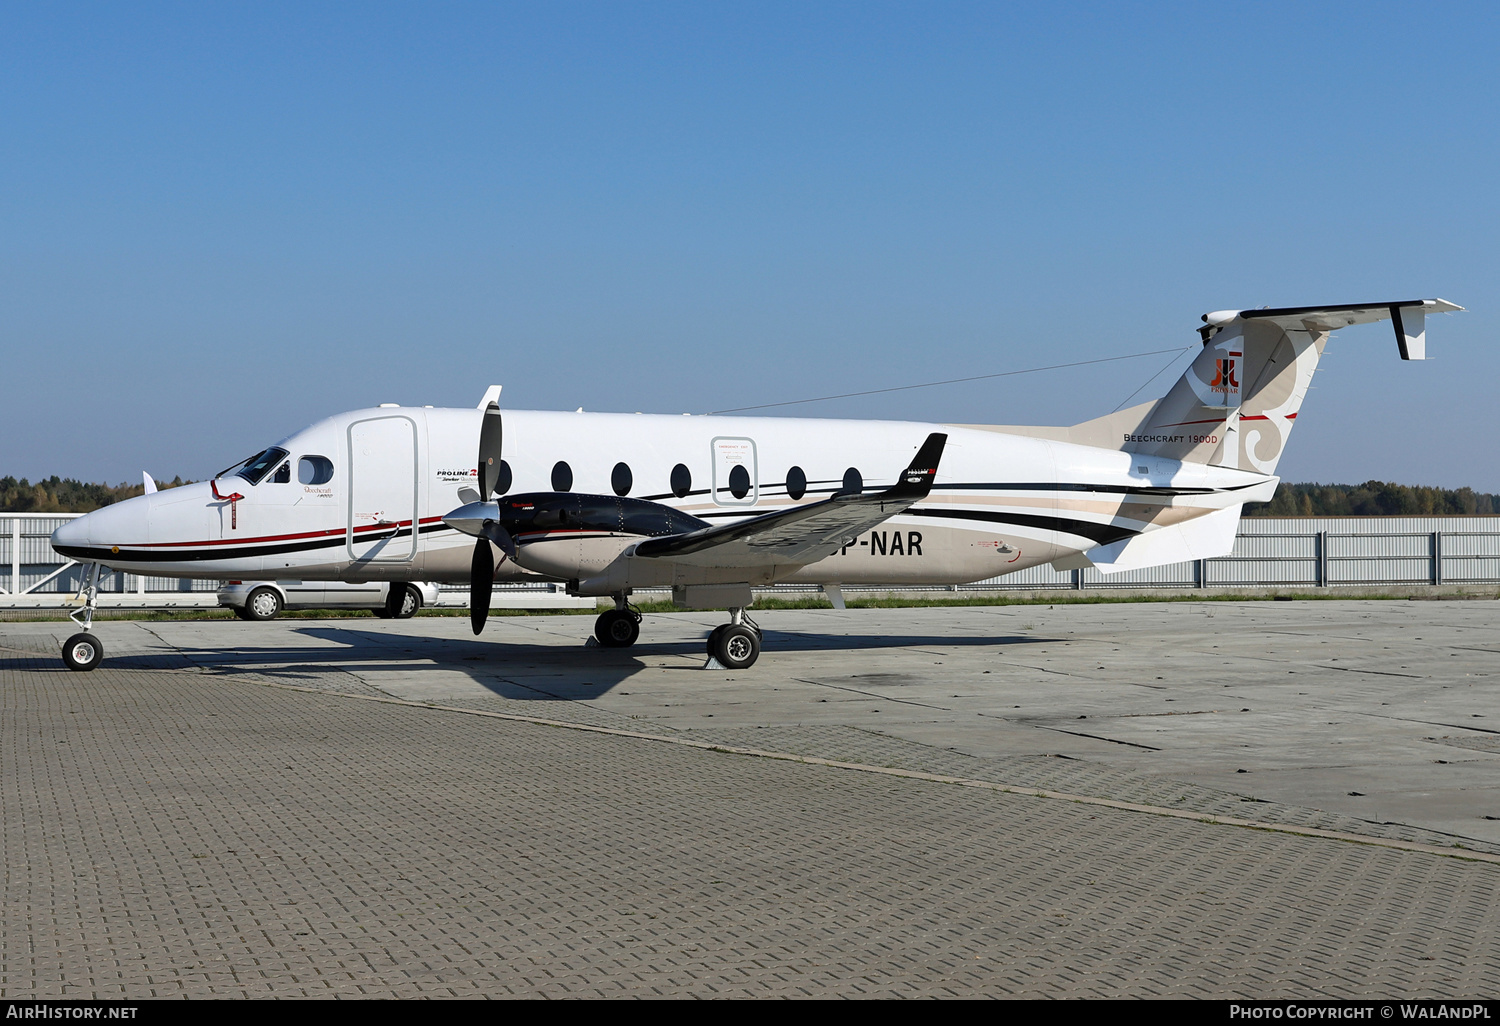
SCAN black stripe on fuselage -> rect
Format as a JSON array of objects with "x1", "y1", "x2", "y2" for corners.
[
  {"x1": 901, "y1": 508, "x2": 1137, "y2": 546},
  {"x1": 54, "y1": 522, "x2": 456, "y2": 564}
]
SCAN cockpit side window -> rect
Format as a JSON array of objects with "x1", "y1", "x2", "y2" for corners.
[
  {"x1": 299, "y1": 456, "x2": 335, "y2": 486},
  {"x1": 234, "y1": 447, "x2": 291, "y2": 485}
]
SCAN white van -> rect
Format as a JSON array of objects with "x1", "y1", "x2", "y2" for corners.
[{"x1": 217, "y1": 580, "x2": 441, "y2": 620}]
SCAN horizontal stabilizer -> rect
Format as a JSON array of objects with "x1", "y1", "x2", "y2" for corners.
[
  {"x1": 1204, "y1": 299, "x2": 1462, "y2": 360},
  {"x1": 1085, "y1": 503, "x2": 1246, "y2": 574}
]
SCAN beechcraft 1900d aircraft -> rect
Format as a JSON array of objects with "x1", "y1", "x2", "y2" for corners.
[{"x1": 50, "y1": 299, "x2": 1461, "y2": 672}]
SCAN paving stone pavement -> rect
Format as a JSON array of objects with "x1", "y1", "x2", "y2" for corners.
[{"x1": 3, "y1": 637, "x2": 1500, "y2": 998}]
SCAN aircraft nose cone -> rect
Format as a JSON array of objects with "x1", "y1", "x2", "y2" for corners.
[
  {"x1": 50, "y1": 497, "x2": 150, "y2": 558},
  {"x1": 50, "y1": 516, "x2": 87, "y2": 551}
]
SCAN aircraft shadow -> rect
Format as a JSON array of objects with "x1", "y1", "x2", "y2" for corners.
[{"x1": 2, "y1": 622, "x2": 1057, "y2": 702}]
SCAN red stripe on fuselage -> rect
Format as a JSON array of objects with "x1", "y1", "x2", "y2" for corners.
[{"x1": 132, "y1": 516, "x2": 446, "y2": 548}]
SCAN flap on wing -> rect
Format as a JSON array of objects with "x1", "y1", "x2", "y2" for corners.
[{"x1": 633, "y1": 432, "x2": 947, "y2": 567}]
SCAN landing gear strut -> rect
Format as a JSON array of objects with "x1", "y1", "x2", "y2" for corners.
[
  {"x1": 594, "y1": 593, "x2": 641, "y2": 648},
  {"x1": 62, "y1": 562, "x2": 104, "y2": 672},
  {"x1": 706, "y1": 607, "x2": 761, "y2": 669}
]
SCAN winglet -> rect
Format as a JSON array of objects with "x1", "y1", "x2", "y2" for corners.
[{"x1": 884, "y1": 433, "x2": 947, "y2": 499}]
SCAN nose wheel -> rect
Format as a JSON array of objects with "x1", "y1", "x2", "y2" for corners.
[
  {"x1": 62, "y1": 632, "x2": 104, "y2": 672},
  {"x1": 61, "y1": 562, "x2": 105, "y2": 672}
]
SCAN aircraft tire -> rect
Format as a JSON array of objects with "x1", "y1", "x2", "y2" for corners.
[
  {"x1": 711, "y1": 624, "x2": 760, "y2": 669},
  {"x1": 244, "y1": 587, "x2": 282, "y2": 621},
  {"x1": 706, "y1": 624, "x2": 728, "y2": 656},
  {"x1": 595, "y1": 609, "x2": 640, "y2": 647},
  {"x1": 62, "y1": 632, "x2": 104, "y2": 672}
]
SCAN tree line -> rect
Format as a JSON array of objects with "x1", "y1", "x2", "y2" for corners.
[
  {"x1": 0, "y1": 476, "x2": 195, "y2": 513},
  {"x1": 1244, "y1": 481, "x2": 1499, "y2": 517}
]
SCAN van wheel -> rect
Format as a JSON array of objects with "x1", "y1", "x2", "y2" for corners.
[
  {"x1": 244, "y1": 587, "x2": 282, "y2": 621},
  {"x1": 392, "y1": 585, "x2": 421, "y2": 619}
]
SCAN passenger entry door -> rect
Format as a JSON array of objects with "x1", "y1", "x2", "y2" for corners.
[{"x1": 347, "y1": 415, "x2": 419, "y2": 562}]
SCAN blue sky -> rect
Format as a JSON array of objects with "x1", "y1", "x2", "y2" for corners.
[{"x1": 3, "y1": 2, "x2": 1497, "y2": 489}]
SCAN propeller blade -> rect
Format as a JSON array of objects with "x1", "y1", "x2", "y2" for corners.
[
  {"x1": 470, "y1": 537, "x2": 493, "y2": 635},
  {"x1": 482, "y1": 520, "x2": 518, "y2": 561},
  {"x1": 478, "y1": 401, "x2": 503, "y2": 501}
]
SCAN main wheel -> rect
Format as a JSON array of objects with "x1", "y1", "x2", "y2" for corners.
[
  {"x1": 62, "y1": 632, "x2": 104, "y2": 672},
  {"x1": 244, "y1": 587, "x2": 282, "y2": 621},
  {"x1": 595, "y1": 609, "x2": 640, "y2": 647},
  {"x1": 711, "y1": 624, "x2": 760, "y2": 669},
  {"x1": 706, "y1": 623, "x2": 729, "y2": 656}
]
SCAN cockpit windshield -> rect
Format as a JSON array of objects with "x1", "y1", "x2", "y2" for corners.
[{"x1": 231, "y1": 447, "x2": 290, "y2": 486}]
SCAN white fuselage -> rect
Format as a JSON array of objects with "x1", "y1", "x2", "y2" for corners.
[{"x1": 52, "y1": 405, "x2": 1273, "y2": 593}]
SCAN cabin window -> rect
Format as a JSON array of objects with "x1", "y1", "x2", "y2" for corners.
[
  {"x1": 271, "y1": 461, "x2": 291, "y2": 484},
  {"x1": 298, "y1": 456, "x2": 334, "y2": 485},
  {"x1": 612, "y1": 462, "x2": 633, "y2": 496},
  {"x1": 671, "y1": 463, "x2": 692, "y2": 498},
  {"x1": 786, "y1": 466, "x2": 807, "y2": 500},
  {"x1": 728, "y1": 464, "x2": 751, "y2": 500},
  {"x1": 840, "y1": 467, "x2": 863, "y2": 495},
  {"x1": 551, "y1": 461, "x2": 573, "y2": 492},
  {"x1": 494, "y1": 460, "x2": 513, "y2": 495}
]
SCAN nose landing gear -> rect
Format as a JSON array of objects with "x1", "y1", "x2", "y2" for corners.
[
  {"x1": 706, "y1": 607, "x2": 761, "y2": 670},
  {"x1": 62, "y1": 562, "x2": 104, "y2": 672}
]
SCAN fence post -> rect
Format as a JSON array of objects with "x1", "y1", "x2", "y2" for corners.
[
  {"x1": 1072, "y1": 568, "x2": 1082, "y2": 590},
  {"x1": 10, "y1": 517, "x2": 19, "y2": 595},
  {"x1": 1318, "y1": 531, "x2": 1329, "y2": 587},
  {"x1": 1196, "y1": 558, "x2": 1206, "y2": 589},
  {"x1": 1432, "y1": 531, "x2": 1442, "y2": 586}
]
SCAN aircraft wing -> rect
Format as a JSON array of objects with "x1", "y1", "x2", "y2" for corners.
[{"x1": 632, "y1": 433, "x2": 947, "y2": 569}]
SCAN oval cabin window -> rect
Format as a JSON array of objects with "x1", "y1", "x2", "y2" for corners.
[
  {"x1": 728, "y1": 464, "x2": 751, "y2": 500},
  {"x1": 611, "y1": 462, "x2": 633, "y2": 496},
  {"x1": 551, "y1": 461, "x2": 573, "y2": 492},
  {"x1": 494, "y1": 459, "x2": 513, "y2": 495},
  {"x1": 841, "y1": 467, "x2": 863, "y2": 495},
  {"x1": 786, "y1": 466, "x2": 807, "y2": 500},
  {"x1": 298, "y1": 456, "x2": 334, "y2": 486},
  {"x1": 671, "y1": 463, "x2": 692, "y2": 498}
]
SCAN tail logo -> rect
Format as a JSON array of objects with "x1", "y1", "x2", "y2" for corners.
[{"x1": 1208, "y1": 357, "x2": 1240, "y2": 393}]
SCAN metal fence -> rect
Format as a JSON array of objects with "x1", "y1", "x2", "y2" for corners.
[{"x1": 3, "y1": 512, "x2": 1498, "y2": 607}]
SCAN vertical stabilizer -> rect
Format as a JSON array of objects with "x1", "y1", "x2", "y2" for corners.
[{"x1": 1122, "y1": 299, "x2": 1460, "y2": 474}]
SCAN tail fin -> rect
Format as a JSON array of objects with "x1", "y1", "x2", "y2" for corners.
[{"x1": 1123, "y1": 299, "x2": 1461, "y2": 473}]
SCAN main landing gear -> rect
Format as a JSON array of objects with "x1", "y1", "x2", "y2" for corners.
[
  {"x1": 62, "y1": 562, "x2": 104, "y2": 672},
  {"x1": 706, "y1": 608, "x2": 761, "y2": 670},
  {"x1": 591, "y1": 594, "x2": 763, "y2": 669},
  {"x1": 594, "y1": 594, "x2": 642, "y2": 648}
]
